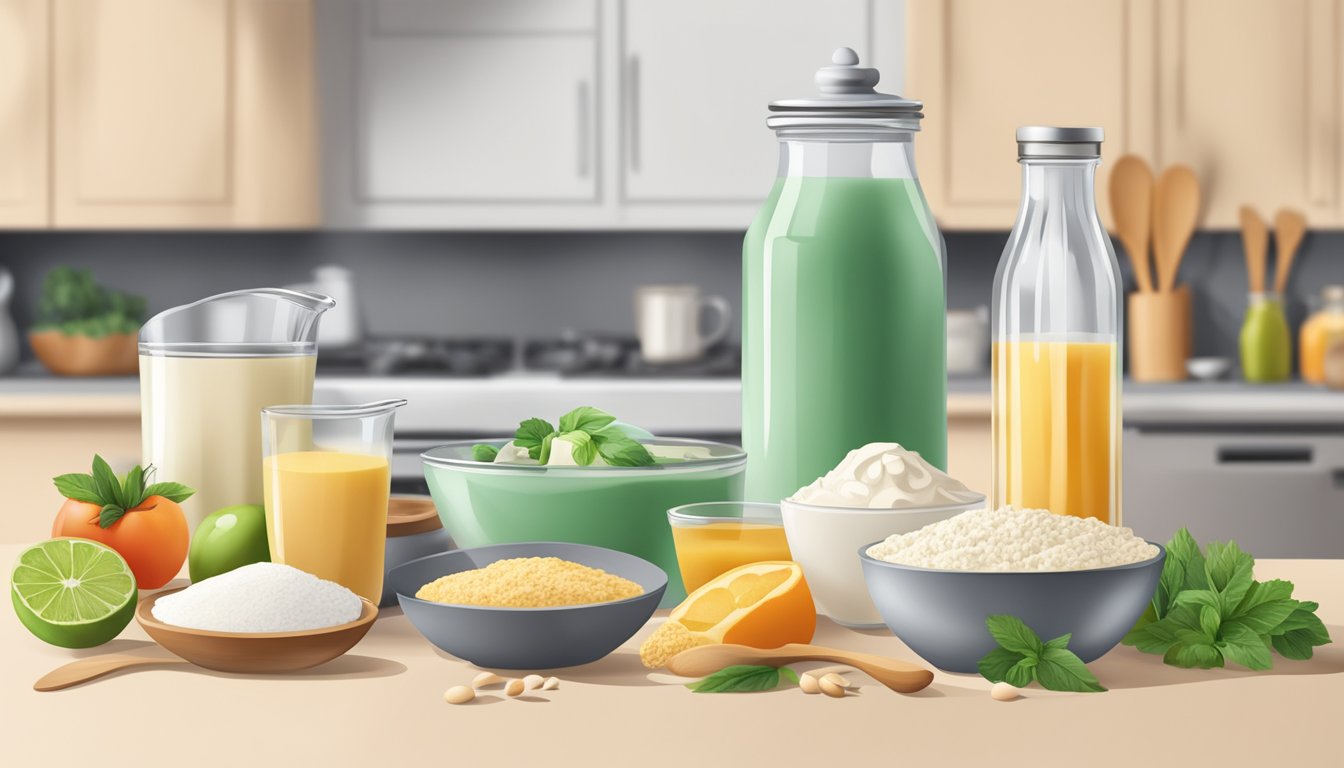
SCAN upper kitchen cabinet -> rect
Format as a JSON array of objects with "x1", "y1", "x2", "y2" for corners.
[
  {"x1": 619, "y1": 0, "x2": 898, "y2": 222},
  {"x1": 50, "y1": 0, "x2": 317, "y2": 228},
  {"x1": 1153, "y1": 0, "x2": 1343, "y2": 227},
  {"x1": 0, "y1": 0, "x2": 49, "y2": 228},
  {"x1": 906, "y1": 0, "x2": 1157, "y2": 230},
  {"x1": 320, "y1": 0, "x2": 601, "y2": 228}
]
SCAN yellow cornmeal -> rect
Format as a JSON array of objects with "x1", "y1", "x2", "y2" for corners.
[{"x1": 416, "y1": 557, "x2": 644, "y2": 608}]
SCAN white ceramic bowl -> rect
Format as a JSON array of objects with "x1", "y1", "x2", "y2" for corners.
[
  {"x1": 1186, "y1": 356, "x2": 1232, "y2": 381},
  {"x1": 780, "y1": 495, "x2": 986, "y2": 627}
]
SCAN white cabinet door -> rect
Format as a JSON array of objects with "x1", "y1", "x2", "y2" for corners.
[
  {"x1": 621, "y1": 0, "x2": 874, "y2": 204},
  {"x1": 0, "y1": 0, "x2": 49, "y2": 228}
]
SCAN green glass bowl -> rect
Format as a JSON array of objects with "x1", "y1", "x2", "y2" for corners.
[{"x1": 421, "y1": 438, "x2": 747, "y2": 605}]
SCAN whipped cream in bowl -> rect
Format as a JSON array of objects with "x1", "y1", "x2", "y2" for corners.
[{"x1": 781, "y1": 443, "x2": 986, "y2": 627}]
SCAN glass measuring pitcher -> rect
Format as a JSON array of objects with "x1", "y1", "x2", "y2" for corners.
[
  {"x1": 139, "y1": 288, "x2": 334, "y2": 531},
  {"x1": 262, "y1": 399, "x2": 406, "y2": 604}
]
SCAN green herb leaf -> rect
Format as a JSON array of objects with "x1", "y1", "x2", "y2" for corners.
[
  {"x1": 98, "y1": 503, "x2": 128, "y2": 528},
  {"x1": 1035, "y1": 647, "x2": 1107, "y2": 692},
  {"x1": 1164, "y1": 641, "x2": 1223, "y2": 669},
  {"x1": 1224, "y1": 579, "x2": 1297, "y2": 635},
  {"x1": 686, "y1": 665, "x2": 788, "y2": 693},
  {"x1": 91, "y1": 455, "x2": 125, "y2": 509},
  {"x1": 985, "y1": 615, "x2": 1045, "y2": 657},
  {"x1": 1217, "y1": 621, "x2": 1273, "y2": 671},
  {"x1": 977, "y1": 647, "x2": 1027, "y2": 683},
  {"x1": 52, "y1": 473, "x2": 101, "y2": 504},
  {"x1": 593, "y1": 430, "x2": 655, "y2": 467},
  {"x1": 471, "y1": 444, "x2": 500, "y2": 462},
  {"x1": 1003, "y1": 657, "x2": 1038, "y2": 688},
  {"x1": 142, "y1": 482, "x2": 195, "y2": 504},
  {"x1": 537, "y1": 432, "x2": 556, "y2": 465},
  {"x1": 1123, "y1": 618, "x2": 1180, "y2": 655},
  {"x1": 1167, "y1": 528, "x2": 1209, "y2": 593},
  {"x1": 1043, "y1": 633, "x2": 1072, "y2": 652},
  {"x1": 1204, "y1": 540, "x2": 1255, "y2": 611},
  {"x1": 778, "y1": 667, "x2": 800, "y2": 685},
  {"x1": 558, "y1": 406, "x2": 617, "y2": 435},
  {"x1": 1198, "y1": 605, "x2": 1221, "y2": 642},
  {"x1": 559, "y1": 431, "x2": 597, "y2": 466},
  {"x1": 121, "y1": 465, "x2": 145, "y2": 508},
  {"x1": 1269, "y1": 602, "x2": 1331, "y2": 661},
  {"x1": 514, "y1": 418, "x2": 556, "y2": 459}
]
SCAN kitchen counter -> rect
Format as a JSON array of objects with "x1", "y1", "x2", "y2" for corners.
[{"x1": 3, "y1": 549, "x2": 1339, "y2": 766}]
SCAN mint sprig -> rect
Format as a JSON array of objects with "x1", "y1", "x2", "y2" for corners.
[
  {"x1": 470, "y1": 407, "x2": 656, "y2": 467},
  {"x1": 1122, "y1": 528, "x2": 1331, "y2": 669},
  {"x1": 53, "y1": 454, "x2": 195, "y2": 528},
  {"x1": 685, "y1": 664, "x2": 800, "y2": 693},
  {"x1": 978, "y1": 616, "x2": 1106, "y2": 693}
]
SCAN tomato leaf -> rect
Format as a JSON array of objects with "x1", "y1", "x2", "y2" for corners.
[
  {"x1": 91, "y1": 455, "x2": 126, "y2": 509},
  {"x1": 98, "y1": 503, "x2": 128, "y2": 529},
  {"x1": 53, "y1": 473, "x2": 101, "y2": 504},
  {"x1": 142, "y1": 482, "x2": 195, "y2": 504}
]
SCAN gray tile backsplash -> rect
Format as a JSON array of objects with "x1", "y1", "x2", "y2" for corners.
[{"x1": 2, "y1": 229, "x2": 1343, "y2": 364}]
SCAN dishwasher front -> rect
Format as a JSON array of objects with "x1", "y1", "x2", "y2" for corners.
[{"x1": 1122, "y1": 425, "x2": 1344, "y2": 557}]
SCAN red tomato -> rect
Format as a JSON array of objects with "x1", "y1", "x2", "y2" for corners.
[{"x1": 52, "y1": 496, "x2": 188, "y2": 589}]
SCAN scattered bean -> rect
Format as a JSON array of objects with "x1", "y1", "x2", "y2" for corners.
[
  {"x1": 818, "y1": 677, "x2": 846, "y2": 698},
  {"x1": 542, "y1": 676, "x2": 561, "y2": 691},
  {"x1": 472, "y1": 672, "x2": 504, "y2": 688},
  {"x1": 443, "y1": 685, "x2": 475, "y2": 705},
  {"x1": 523, "y1": 674, "x2": 545, "y2": 690},
  {"x1": 798, "y1": 672, "x2": 821, "y2": 694},
  {"x1": 990, "y1": 682, "x2": 1021, "y2": 701},
  {"x1": 505, "y1": 678, "x2": 526, "y2": 697}
]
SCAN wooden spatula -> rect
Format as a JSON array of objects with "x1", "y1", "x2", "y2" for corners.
[
  {"x1": 1273, "y1": 209, "x2": 1307, "y2": 296},
  {"x1": 1152, "y1": 165, "x2": 1201, "y2": 292},
  {"x1": 666, "y1": 643, "x2": 934, "y2": 693},
  {"x1": 35, "y1": 654, "x2": 189, "y2": 691},
  {"x1": 1240, "y1": 206, "x2": 1269, "y2": 293},
  {"x1": 1109, "y1": 155, "x2": 1156, "y2": 292}
]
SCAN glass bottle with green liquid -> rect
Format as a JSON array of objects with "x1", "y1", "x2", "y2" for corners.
[{"x1": 743, "y1": 48, "x2": 947, "y2": 502}]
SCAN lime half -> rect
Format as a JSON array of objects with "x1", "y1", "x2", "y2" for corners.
[{"x1": 11, "y1": 538, "x2": 137, "y2": 648}]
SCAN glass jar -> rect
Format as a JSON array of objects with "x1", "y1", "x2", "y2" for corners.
[
  {"x1": 992, "y1": 127, "x2": 1122, "y2": 524},
  {"x1": 743, "y1": 48, "x2": 947, "y2": 503},
  {"x1": 1300, "y1": 285, "x2": 1344, "y2": 383},
  {"x1": 1240, "y1": 292, "x2": 1291, "y2": 383}
]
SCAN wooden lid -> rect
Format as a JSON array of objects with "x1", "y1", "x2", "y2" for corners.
[{"x1": 387, "y1": 496, "x2": 442, "y2": 538}]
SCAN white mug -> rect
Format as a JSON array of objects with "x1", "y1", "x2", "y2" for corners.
[{"x1": 635, "y1": 285, "x2": 731, "y2": 364}]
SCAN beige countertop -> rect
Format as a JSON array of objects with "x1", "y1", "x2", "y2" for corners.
[{"x1": 3, "y1": 549, "x2": 1340, "y2": 766}]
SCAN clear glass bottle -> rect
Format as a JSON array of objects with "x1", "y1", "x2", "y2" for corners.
[
  {"x1": 992, "y1": 127, "x2": 1122, "y2": 524},
  {"x1": 742, "y1": 48, "x2": 947, "y2": 503},
  {"x1": 1299, "y1": 285, "x2": 1344, "y2": 383}
]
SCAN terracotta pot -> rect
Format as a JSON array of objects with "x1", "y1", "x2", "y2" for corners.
[{"x1": 28, "y1": 330, "x2": 138, "y2": 376}]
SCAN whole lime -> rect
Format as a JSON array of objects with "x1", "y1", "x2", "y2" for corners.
[
  {"x1": 12, "y1": 538, "x2": 137, "y2": 648},
  {"x1": 189, "y1": 504, "x2": 271, "y2": 582}
]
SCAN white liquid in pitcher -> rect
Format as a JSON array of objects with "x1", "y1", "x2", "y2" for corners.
[{"x1": 140, "y1": 354, "x2": 316, "y2": 530}]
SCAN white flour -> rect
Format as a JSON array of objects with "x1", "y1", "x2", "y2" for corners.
[{"x1": 152, "y1": 562, "x2": 362, "y2": 632}]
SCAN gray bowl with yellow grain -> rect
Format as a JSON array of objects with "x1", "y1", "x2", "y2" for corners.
[{"x1": 389, "y1": 542, "x2": 667, "y2": 670}]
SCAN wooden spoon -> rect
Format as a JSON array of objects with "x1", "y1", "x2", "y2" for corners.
[
  {"x1": 35, "y1": 654, "x2": 189, "y2": 692},
  {"x1": 1152, "y1": 165, "x2": 1201, "y2": 292},
  {"x1": 1273, "y1": 209, "x2": 1307, "y2": 296},
  {"x1": 1109, "y1": 155, "x2": 1156, "y2": 293},
  {"x1": 1240, "y1": 206, "x2": 1269, "y2": 293},
  {"x1": 666, "y1": 643, "x2": 934, "y2": 693}
]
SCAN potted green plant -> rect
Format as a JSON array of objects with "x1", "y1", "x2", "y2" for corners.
[{"x1": 28, "y1": 267, "x2": 146, "y2": 376}]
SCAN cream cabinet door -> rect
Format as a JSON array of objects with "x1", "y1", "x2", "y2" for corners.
[
  {"x1": 0, "y1": 0, "x2": 49, "y2": 227},
  {"x1": 1155, "y1": 0, "x2": 1343, "y2": 227},
  {"x1": 52, "y1": 0, "x2": 317, "y2": 228},
  {"x1": 907, "y1": 0, "x2": 1157, "y2": 230}
]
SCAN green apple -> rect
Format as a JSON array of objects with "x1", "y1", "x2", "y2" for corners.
[{"x1": 189, "y1": 504, "x2": 270, "y2": 582}]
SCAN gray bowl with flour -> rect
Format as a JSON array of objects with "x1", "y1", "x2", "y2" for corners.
[
  {"x1": 389, "y1": 542, "x2": 666, "y2": 670},
  {"x1": 859, "y1": 542, "x2": 1165, "y2": 673}
]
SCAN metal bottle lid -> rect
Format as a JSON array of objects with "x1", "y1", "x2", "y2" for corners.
[
  {"x1": 1016, "y1": 126, "x2": 1104, "y2": 159},
  {"x1": 767, "y1": 47, "x2": 923, "y2": 132}
]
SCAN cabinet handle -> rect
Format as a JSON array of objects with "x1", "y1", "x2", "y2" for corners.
[
  {"x1": 1216, "y1": 446, "x2": 1313, "y2": 464},
  {"x1": 627, "y1": 54, "x2": 641, "y2": 173},
  {"x1": 577, "y1": 80, "x2": 591, "y2": 178}
]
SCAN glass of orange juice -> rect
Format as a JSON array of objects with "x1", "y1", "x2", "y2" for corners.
[
  {"x1": 261, "y1": 399, "x2": 406, "y2": 604},
  {"x1": 668, "y1": 502, "x2": 792, "y2": 594}
]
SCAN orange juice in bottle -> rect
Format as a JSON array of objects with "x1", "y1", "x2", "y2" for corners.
[
  {"x1": 1300, "y1": 286, "x2": 1344, "y2": 384},
  {"x1": 992, "y1": 128, "x2": 1122, "y2": 524}
]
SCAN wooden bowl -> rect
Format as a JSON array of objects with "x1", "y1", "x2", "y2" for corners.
[
  {"x1": 136, "y1": 589, "x2": 378, "y2": 673},
  {"x1": 28, "y1": 330, "x2": 138, "y2": 376}
]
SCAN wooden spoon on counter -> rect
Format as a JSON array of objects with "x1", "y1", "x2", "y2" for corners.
[
  {"x1": 1241, "y1": 206, "x2": 1270, "y2": 293},
  {"x1": 1273, "y1": 209, "x2": 1307, "y2": 296},
  {"x1": 666, "y1": 643, "x2": 934, "y2": 693},
  {"x1": 1152, "y1": 165, "x2": 1201, "y2": 292},
  {"x1": 35, "y1": 654, "x2": 189, "y2": 692},
  {"x1": 1109, "y1": 155, "x2": 1156, "y2": 293}
]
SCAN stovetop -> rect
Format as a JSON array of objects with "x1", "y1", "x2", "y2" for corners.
[{"x1": 316, "y1": 333, "x2": 739, "y2": 378}]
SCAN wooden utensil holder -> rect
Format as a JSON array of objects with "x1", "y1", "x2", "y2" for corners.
[{"x1": 1128, "y1": 286, "x2": 1191, "y2": 382}]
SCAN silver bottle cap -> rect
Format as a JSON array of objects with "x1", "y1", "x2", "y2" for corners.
[
  {"x1": 767, "y1": 48, "x2": 923, "y2": 133},
  {"x1": 1016, "y1": 126, "x2": 1103, "y2": 159}
]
